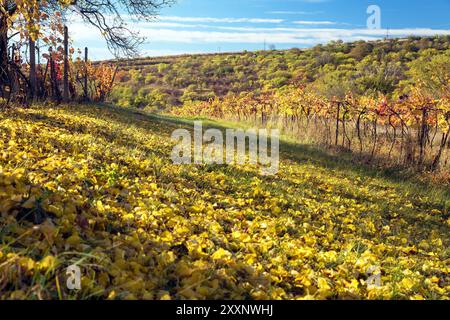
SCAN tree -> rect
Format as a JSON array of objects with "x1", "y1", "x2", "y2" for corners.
[
  {"x1": 408, "y1": 54, "x2": 450, "y2": 97},
  {"x1": 355, "y1": 60, "x2": 403, "y2": 95},
  {"x1": 349, "y1": 41, "x2": 373, "y2": 61},
  {"x1": 67, "y1": 0, "x2": 176, "y2": 56},
  {"x1": 1, "y1": 0, "x2": 175, "y2": 99}
]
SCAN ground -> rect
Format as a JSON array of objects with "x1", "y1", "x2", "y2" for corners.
[{"x1": 0, "y1": 103, "x2": 448, "y2": 300}]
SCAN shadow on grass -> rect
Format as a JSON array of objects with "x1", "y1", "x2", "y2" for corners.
[
  {"x1": 105, "y1": 106, "x2": 450, "y2": 204},
  {"x1": 44, "y1": 103, "x2": 449, "y2": 206}
]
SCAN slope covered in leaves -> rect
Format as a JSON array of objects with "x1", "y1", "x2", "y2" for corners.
[{"x1": 0, "y1": 104, "x2": 449, "y2": 300}]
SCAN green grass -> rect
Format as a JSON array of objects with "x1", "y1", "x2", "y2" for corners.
[{"x1": 151, "y1": 108, "x2": 450, "y2": 206}]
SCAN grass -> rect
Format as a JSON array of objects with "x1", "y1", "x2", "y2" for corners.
[
  {"x1": 155, "y1": 110, "x2": 450, "y2": 207},
  {"x1": 0, "y1": 103, "x2": 448, "y2": 300}
]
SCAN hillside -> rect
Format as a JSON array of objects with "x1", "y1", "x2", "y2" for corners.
[
  {"x1": 0, "y1": 103, "x2": 449, "y2": 299},
  {"x1": 107, "y1": 36, "x2": 450, "y2": 177},
  {"x1": 110, "y1": 36, "x2": 450, "y2": 111}
]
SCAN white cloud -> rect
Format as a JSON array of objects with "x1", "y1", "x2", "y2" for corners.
[
  {"x1": 140, "y1": 48, "x2": 206, "y2": 57},
  {"x1": 158, "y1": 16, "x2": 284, "y2": 24},
  {"x1": 293, "y1": 20, "x2": 336, "y2": 25},
  {"x1": 266, "y1": 11, "x2": 323, "y2": 15},
  {"x1": 67, "y1": 13, "x2": 450, "y2": 59},
  {"x1": 134, "y1": 28, "x2": 450, "y2": 44}
]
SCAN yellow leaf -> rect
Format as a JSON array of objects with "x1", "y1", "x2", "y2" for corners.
[
  {"x1": 160, "y1": 231, "x2": 173, "y2": 242},
  {"x1": 399, "y1": 278, "x2": 415, "y2": 291},
  {"x1": 107, "y1": 290, "x2": 117, "y2": 300},
  {"x1": 317, "y1": 278, "x2": 331, "y2": 290},
  {"x1": 158, "y1": 291, "x2": 171, "y2": 300},
  {"x1": 38, "y1": 255, "x2": 57, "y2": 271},
  {"x1": 211, "y1": 248, "x2": 232, "y2": 261},
  {"x1": 19, "y1": 257, "x2": 36, "y2": 271}
]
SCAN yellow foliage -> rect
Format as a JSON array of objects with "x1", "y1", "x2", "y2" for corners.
[
  {"x1": 38, "y1": 255, "x2": 57, "y2": 271},
  {"x1": 211, "y1": 248, "x2": 233, "y2": 261},
  {"x1": 0, "y1": 104, "x2": 448, "y2": 300}
]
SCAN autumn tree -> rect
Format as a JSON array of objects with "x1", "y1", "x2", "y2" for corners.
[
  {"x1": 66, "y1": 0, "x2": 176, "y2": 56},
  {"x1": 0, "y1": 0, "x2": 175, "y2": 98},
  {"x1": 349, "y1": 41, "x2": 373, "y2": 61},
  {"x1": 407, "y1": 53, "x2": 450, "y2": 97}
]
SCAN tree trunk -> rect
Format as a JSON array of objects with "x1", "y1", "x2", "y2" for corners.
[
  {"x1": 84, "y1": 47, "x2": 88, "y2": 99},
  {"x1": 418, "y1": 108, "x2": 429, "y2": 167},
  {"x1": 63, "y1": 26, "x2": 69, "y2": 102},
  {"x1": 431, "y1": 120, "x2": 449, "y2": 171},
  {"x1": 0, "y1": 10, "x2": 9, "y2": 92},
  {"x1": 29, "y1": 37, "x2": 37, "y2": 99}
]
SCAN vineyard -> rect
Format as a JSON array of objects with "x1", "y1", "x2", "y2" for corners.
[
  {"x1": 173, "y1": 86, "x2": 450, "y2": 172},
  {"x1": 111, "y1": 37, "x2": 450, "y2": 177}
]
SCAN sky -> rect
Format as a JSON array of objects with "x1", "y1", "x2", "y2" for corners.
[{"x1": 69, "y1": 0, "x2": 450, "y2": 60}]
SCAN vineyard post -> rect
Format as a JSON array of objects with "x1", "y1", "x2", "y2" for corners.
[
  {"x1": 84, "y1": 47, "x2": 88, "y2": 100},
  {"x1": 49, "y1": 47, "x2": 61, "y2": 102},
  {"x1": 63, "y1": 26, "x2": 69, "y2": 102},
  {"x1": 109, "y1": 64, "x2": 119, "y2": 95},
  {"x1": 49, "y1": 47, "x2": 54, "y2": 99},
  {"x1": 10, "y1": 44, "x2": 18, "y2": 94},
  {"x1": 0, "y1": 8, "x2": 8, "y2": 95},
  {"x1": 36, "y1": 44, "x2": 41, "y2": 97},
  {"x1": 335, "y1": 102, "x2": 341, "y2": 146},
  {"x1": 29, "y1": 37, "x2": 37, "y2": 100}
]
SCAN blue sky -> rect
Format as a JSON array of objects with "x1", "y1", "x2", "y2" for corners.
[{"x1": 70, "y1": 0, "x2": 450, "y2": 60}]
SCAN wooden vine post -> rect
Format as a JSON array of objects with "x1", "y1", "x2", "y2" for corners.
[
  {"x1": 28, "y1": 7, "x2": 37, "y2": 100},
  {"x1": 10, "y1": 44, "x2": 18, "y2": 94},
  {"x1": 49, "y1": 47, "x2": 61, "y2": 102},
  {"x1": 29, "y1": 37, "x2": 37, "y2": 100},
  {"x1": 63, "y1": 26, "x2": 69, "y2": 102},
  {"x1": 84, "y1": 47, "x2": 88, "y2": 100},
  {"x1": 335, "y1": 101, "x2": 341, "y2": 146}
]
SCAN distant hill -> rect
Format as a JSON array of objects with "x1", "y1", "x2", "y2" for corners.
[{"x1": 108, "y1": 36, "x2": 450, "y2": 111}]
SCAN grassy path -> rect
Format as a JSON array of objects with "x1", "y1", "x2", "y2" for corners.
[{"x1": 0, "y1": 103, "x2": 448, "y2": 300}]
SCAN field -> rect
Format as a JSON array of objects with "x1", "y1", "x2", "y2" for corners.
[{"x1": 1, "y1": 103, "x2": 449, "y2": 300}]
